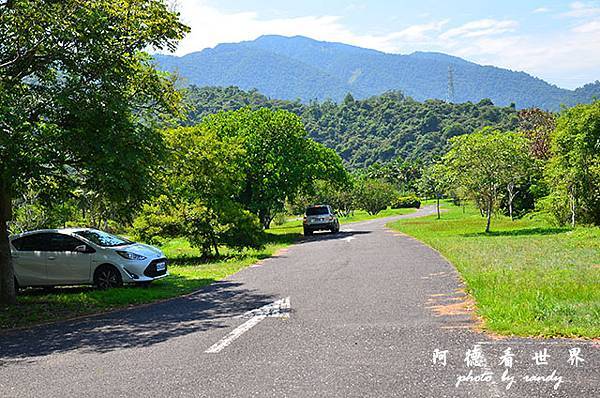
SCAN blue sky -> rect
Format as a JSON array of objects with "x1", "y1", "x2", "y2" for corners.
[{"x1": 171, "y1": 1, "x2": 600, "y2": 88}]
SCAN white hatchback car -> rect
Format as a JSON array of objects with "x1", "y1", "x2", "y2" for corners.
[{"x1": 10, "y1": 228, "x2": 168, "y2": 289}]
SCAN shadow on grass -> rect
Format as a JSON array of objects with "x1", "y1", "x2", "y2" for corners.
[
  {"x1": 462, "y1": 227, "x2": 571, "y2": 238},
  {"x1": 0, "y1": 281, "x2": 276, "y2": 360},
  {"x1": 264, "y1": 232, "x2": 302, "y2": 245},
  {"x1": 168, "y1": 254, "x2": 238, "y2": 266},
  {"x1": 270, "y1": 224, "x2": 301, "y2": 231}
]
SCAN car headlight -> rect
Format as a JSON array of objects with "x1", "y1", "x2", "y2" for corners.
[{"x1": 116, "y1": 251, "x2": 147, "y2": 261}]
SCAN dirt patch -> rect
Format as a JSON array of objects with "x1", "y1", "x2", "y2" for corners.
[
  {"x1": 426, "y1": 294, "x2": 474, "y2": 316},
  {"x1": 425, "y1": 289, "x2": 488, "y2": 333}
]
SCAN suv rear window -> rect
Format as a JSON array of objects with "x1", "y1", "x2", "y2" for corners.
[{"x1": 306, "y1": 206, "x2": 330, "y2": 216}]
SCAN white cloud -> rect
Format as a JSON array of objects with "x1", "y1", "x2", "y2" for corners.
[
  {"x1": 562, "y1": 1, "x2": 600, "y2": 17},
  {"x1": 439, "y1": 19, "x2": 518, "y2": 40},
  {"x1": 533, "y1": 7, "x2": 551, "y2": 13},
  {"x1": 169, "y1": 0, "x2": 406, "y2": 55},
  {"x1": 573, "y1": 18, "x2": 600, "y2": 32},
  {"x1": 386, "y1": 20, "x2": 449, "y2": 43}
]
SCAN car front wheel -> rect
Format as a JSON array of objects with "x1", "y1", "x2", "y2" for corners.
[{"x1": 94, "y1": 265, "x2": 123, "y2": 289}]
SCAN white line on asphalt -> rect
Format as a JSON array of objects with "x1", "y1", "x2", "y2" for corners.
[
  {"x1": 342, "y1": 236, "x2": 356, "y2": 243},
  {"x1": 205, "y1": 315, "x2": 265, "y2": 353},
  {"x1": 205, "y1": 297, "x2": 291, "y2": 354}
]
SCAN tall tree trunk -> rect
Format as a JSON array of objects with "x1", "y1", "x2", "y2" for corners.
[
  {"x1": 507, "y1": 183, "x2": 514, "y2": 221},
  {"x1": 569, "y1": 190, "x2": 576, "y2": 228},
  {"x1": 485, "y1": 199, "x2": 492, "y2": 233},
  {"x1": 436, "y1": 194, "x2": 440, "y2": 220},
  {"x1": 260, "y1": 209, "x2": 272, "y2": 230},
  {"x1": 212, "y1": 238, "x2": 220, "y2": 258},
  {"x1": 0, "y1": 186, "x2": 16, "y2": 305}
]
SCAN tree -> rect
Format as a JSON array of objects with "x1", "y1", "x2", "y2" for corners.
[
  {"x1": 0, "y1": 0, "x2": 189, "y2": 304},
  {"x1": 293, "y1": 178, "x2": 355, "y2": 217},
  {"x1": 184, "y1": 87, "x2": 520, "y2": 169},
  {"x1": 444, "y1": 129, "x2": 533, "y2": 232},
  {"x1": 133, "y1": 127, "x2": 264, "y2": 258},
  {"x1": 366, "y1": 158, "x2": 423, "y2": 194},
  {"x1": 203, "y1": 108, "x2": 347, "y2": 228},
  {"x1": 545, "y1": 101, "x2": 600, "y2": 227},
  {"x1": 518, "y1": 108, "x2": 556, "y2": 161},
  {"x1": 419, "y1": 163, "x2": 448, "y2": 220},
  {"x1": 354, "y1": 178, "x2": 397, "y2": 215}
]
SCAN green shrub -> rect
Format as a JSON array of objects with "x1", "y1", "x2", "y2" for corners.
[
  {"x1": 354, "y1": 179, "x2": 397, "y2": 215},
  {"x1": 132, "y1": 196, "x2": 265, "y2": 258},
  {"x1": 392, "y1": 195, "x2": 421, "y2": 209}
]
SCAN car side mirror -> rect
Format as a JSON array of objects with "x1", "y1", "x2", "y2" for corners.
[{"x1": 74, "y1": 245, "x2": 94, "y2": 253}]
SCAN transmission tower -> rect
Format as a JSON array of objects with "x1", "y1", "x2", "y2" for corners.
[{"x1": 447, "y1": 65, "x2": 455, "y2": 103}]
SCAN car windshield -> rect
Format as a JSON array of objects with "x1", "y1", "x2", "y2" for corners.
[
  {"x1": 306, "y1": 206, "x2": 329, "y2": 216},
  {"x1": 74, "y1": 230, "x2": 133, "y2": 247}
]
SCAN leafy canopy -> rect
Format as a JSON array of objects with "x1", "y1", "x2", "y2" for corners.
[
  {"x1": 201, "y1": 108, "x2": 348, "y2": 228},
  {"x1": 443, "y1": 128, "x2": 533, "y2": 232},
  {"x1": 544, "y1": 101, "x2": 600, "y2": 226},
  {"x1": 0, "y1": 0, "x2": 189, "y2": 304}
]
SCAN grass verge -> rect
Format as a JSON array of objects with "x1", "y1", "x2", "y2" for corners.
[
  {"x1": 1, "y1": 207, "x2": 415, "y2": 330},
  {"x1": 388, "y1": 202, "x2": 600, "y2": 339}
]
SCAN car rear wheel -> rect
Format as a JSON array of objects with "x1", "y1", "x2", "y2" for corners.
[{"x1": 94, "y1": 265, "x2": 123, "y2": 289}]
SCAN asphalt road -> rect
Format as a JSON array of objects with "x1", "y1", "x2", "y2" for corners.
[{"x1": 0, "y1": 206, "x2": 598, "y2": 397}]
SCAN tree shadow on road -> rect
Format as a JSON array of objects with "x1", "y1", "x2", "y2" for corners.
[
  {"x1": 0, "y1": 281, "x2": 276, "y2": 360},
  {"x1": 300, "y1": 230, "x2": 372, "y2": 243}
]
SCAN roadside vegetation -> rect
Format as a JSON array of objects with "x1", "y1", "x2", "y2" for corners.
[{"x1": 389, "y1": 202, "x2": 599, "y2": 338}]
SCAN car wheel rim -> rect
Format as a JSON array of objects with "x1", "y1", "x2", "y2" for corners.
[{"x1": 98, "y1": 270, "x2": 118, "y2": 288}]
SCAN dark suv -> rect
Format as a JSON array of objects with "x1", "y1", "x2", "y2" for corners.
[{"x1": 303, "y1": 205, "x2": 340, "y2": 236}]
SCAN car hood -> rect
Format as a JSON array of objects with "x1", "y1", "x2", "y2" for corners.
[{"x1": 114, "y1": 243, "x2": 164, "y2": 259}]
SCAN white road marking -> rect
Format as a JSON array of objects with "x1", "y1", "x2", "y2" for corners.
[
  {"x1": 205, "y1": 297, "x2": 290, "y2": 354},
  {"x1": 241, "y1": 296, "x2": 290, "y2": 319},
  {"x1": 342, "y1": 236, "x2": 356, "y2": 243},
  {"x1": 204, "y1": 316, "x2": 265, "y2": 354}
]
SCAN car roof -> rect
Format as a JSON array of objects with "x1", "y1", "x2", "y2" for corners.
[{"x1": 10, "y1": 228, "x2": 93, "y2": 240}]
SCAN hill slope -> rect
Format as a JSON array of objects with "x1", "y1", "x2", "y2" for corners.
[
  {"x1": 154, "y1": 35, "x2": 600, "y2": 110},
  {"x1": 184, "y1": 86, "x2": 520, "y2": 168}
]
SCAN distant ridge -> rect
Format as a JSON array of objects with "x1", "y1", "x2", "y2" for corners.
[{"x1": 154, "y1": 35, "x2": 600, "y2": 110}]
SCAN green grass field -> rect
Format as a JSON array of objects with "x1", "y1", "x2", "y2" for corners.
[
  {"x1": 388, "y1": 202, "x2": 600, "y2": 338},
  {"x1": 1, "y1": 208, "x2": 415, "y2": 329}
]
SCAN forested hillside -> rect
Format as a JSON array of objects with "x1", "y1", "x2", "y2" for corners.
[
  {"x1": 184, "y1": 86, "x2": 519, "y2": 168},
  {"x1": 154, "y1": 35, "x2": 600, "y2": 110}
]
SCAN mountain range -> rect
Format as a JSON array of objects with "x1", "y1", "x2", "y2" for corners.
[{"x1": 154, "y1": 35, "x2": 600, "y2": 111}]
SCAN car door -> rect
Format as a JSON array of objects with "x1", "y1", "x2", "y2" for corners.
[
  {"x1": 45, "y1": 234, "x2": 93, "y2": 284},
  {"x1": 11, "y1": 233, "x2": 49, "y2": 286}
]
